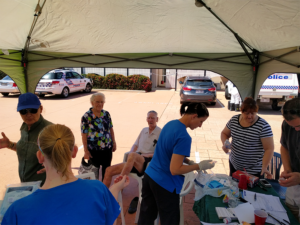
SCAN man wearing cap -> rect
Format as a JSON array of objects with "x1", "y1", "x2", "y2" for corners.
[{"x1": 0, "y1": 93, "x2": 52, "y2": 183}]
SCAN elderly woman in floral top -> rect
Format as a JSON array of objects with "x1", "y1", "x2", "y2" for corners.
[{"x1": 81, "y1": 93, "x2": 116, "y2": 181}]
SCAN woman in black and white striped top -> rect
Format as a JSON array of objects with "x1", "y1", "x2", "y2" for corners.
[{"x1": 221, "y1": 97, "x2": 274, "y2": 178}]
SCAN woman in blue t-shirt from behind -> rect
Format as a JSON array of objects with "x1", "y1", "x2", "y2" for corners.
[
  {"x1": 2, "y1": 124, "x2": 129, "y2": 225},
  {"x1": 138, "y1": 103, "x2": 215, "y2": 225}
]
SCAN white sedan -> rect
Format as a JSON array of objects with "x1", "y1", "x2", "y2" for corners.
[
  {"x1": 35, "y1": 70, "x2": 93, "y2": 98},
  {"x1": 0, "y1": 70, "x2": 93, "y2": 98},
  {"x1": 0, "y1": 76, "x2": 20, "y2": 96}
]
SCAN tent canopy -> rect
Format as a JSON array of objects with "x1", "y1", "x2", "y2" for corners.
[{"x1": 0, "y1": 0, "x2": 299, "y2": 99}]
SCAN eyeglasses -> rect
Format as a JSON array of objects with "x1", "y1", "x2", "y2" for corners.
[
  {"x1": 19, "y1": 108, "x2": 38, "y2": 115},
  {"x1": 283, "y1": 109, "x2": 300, "y2": 115},
  {"x1": 37, "y1": 131, "x2": 45, "y2": 156},
  {"x1": 37, "y1": 139, "x2": 44, "y2": 156}
]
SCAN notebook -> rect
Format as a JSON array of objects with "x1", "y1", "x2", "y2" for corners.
[{"x1": 215, "y1": 207, "x2": 237, "y2": 219}]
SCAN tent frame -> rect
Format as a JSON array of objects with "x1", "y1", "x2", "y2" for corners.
[{"x1": 1, "y1": 0, "x2": 299, "y2": 100}]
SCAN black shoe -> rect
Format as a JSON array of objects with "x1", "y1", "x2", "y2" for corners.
[{"x1": 128, "y1": 197, "x2": 139, "y2": 214}]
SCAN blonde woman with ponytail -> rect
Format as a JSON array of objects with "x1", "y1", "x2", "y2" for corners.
[{"x1": 2, "y1": 124, "x2": 129, "y2": 225}]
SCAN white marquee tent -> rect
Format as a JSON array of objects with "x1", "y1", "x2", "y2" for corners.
[{"x1": 0, "y1": 0, "x2": 299, "y2": 99}]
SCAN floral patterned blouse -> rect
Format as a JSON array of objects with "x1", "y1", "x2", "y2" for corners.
[{"x1": 81, "y1": 108, "x2": 113, "y2": 151}]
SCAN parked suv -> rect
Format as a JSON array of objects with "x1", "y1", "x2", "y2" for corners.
[
  {"x1": 35, "y1": 70, "x2": 93, "y2": 98},
  {"x1": 179, "y1": 76, "x2": 217, "y2": 105}
]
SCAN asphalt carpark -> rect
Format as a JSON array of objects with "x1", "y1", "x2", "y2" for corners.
[{"x1": 0, "y1": 89, "x2": 284, "y2": 224}]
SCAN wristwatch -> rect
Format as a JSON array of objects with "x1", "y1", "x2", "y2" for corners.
[{"x1": 9, "y1": 141, "x2": 15, "y2": 149}]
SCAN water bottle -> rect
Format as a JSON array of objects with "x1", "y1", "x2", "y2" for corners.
[
  {"x1": 224, "y1": 139, "x2": 231, "y2": 155},
  {"x1": 229, "y1": 179, "x2": 239, "y2": 198},
  {"x1": 223, "y1": 217, "x2": 232, "y2": 224},
  {"x1": 228, "y1": 194, "x2": 239, "y2": 208},
  {"x1": 224, "y1": 139, "x2": 231, "y2": 149}
]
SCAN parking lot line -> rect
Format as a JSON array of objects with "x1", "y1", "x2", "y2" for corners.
[{"x1": 217, "y1": 99, "x2": 224, "y2": 108}]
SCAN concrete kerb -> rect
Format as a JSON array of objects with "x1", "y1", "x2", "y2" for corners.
[
  {"x1": 92, "y1": 88, "x2": 177, "y2": 93},
  {"x1": 92, "y1": 88, "x2": 145, "y2": 93}
]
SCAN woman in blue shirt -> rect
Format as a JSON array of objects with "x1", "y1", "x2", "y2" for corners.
[
  {"x1": 2, "y1": 124, "x2": 128, "y2": 225},
  {"x1": 138, "y1": 103, "x2": 215, "y2": 225}
]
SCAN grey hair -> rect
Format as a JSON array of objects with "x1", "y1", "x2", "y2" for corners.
[
  {"x1": 281, "y1": 98, "x2": 300, "y2": 121},
  {"x1": 147, "y1": 110, "x2": 158, "y2": 117},
  {"x1": 90, "y1": 93, "x2": 105, "y2": 103}
]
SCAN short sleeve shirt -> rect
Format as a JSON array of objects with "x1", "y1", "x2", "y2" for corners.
[
  {"x1": 81, "y1": 108, "x2": 113, "y2": 151},
  {"x1": 146, "y1": 120, "x2": 191, "y2": 194},
  {"x1": 135, "y1": 126, "x2": 162, "y2": 154},
  {"x1": 226, "y1": 115, "x2": 273, "y2": 174},
  {"x1": 17, "y1": 115, "x2": 52, "y2": 183},
  {"x1": 280, "y1": 120, "x2": 300, "y2": 173},
  {"x1": 2, "y1": 179, "x2": 120, "y2": 225}
]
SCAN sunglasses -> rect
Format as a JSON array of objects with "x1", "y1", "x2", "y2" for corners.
[
  {"x1": 19, "y1": 108, "x2": 38, "y2": 115},
  {"x1": 283, "y1": 109, "x2": 300, "y2": 115}
]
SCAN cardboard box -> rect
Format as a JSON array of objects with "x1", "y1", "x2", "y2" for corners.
[{"x1": 232, "y1": 170, "x2": 259, "y2": 188}]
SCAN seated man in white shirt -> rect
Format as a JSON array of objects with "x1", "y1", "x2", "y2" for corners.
[{"x1": 103, "y1": 110, "x2": 161, "y2": 212}]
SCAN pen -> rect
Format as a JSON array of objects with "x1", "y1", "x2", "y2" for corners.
[
  {"x1": 267, "y1": 212, "x2": 286, "y2": 225},
  {"x1": 254, "y1": 193, "x2": 256, "y2": 201},
  {"x1": 238, "y1": 197, "x2": 248, "y2": 203},
  {"x1": 258, "y1": 184, "x2": 267, "y2": 191}
]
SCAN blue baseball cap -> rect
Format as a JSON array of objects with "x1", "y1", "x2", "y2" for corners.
[{"x1": 17, "y1": 93, "x2": 41, "y2": 112}]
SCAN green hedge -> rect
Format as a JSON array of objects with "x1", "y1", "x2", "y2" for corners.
[{"x1": 85, "y1": 73, "x2": 152, "y2": 92}]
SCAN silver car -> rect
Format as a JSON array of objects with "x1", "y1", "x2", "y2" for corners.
[
  {"x1": 0, "y1": 76, "x2": 19, "y2": 96},
  {"x1": 179, "y1": 76, "x2": 217, "y2": 105}
]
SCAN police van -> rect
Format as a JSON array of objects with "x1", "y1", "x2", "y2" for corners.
[
  {"x1": 35, "y1": 70, "x2": 93, "y2": 98},
  {"x1": 225, "y1": 73, "x2": 299, "y2": 110}
]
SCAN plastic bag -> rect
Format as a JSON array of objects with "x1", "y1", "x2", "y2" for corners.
[
  {"x1": 78, "y1": 157, "x2": 99, "y2": 180},
  {"x1": 194, "y1": 172, "x2": 232, "y2": 201}
]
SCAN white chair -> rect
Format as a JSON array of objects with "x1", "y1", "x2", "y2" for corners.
[
  {"x1": 123, "y1": 152, "x2": 143, "y2": 223},
  {"x1": 124, "y1": 153, "x2": 195, "y2": 224},
  {"x1": 75, "y1": 172, "x2": 96, "y2": 180},
  {"x1": 179, "y1": 171, "x2": 195, "y2": 225},
  {"x1": 117, "y1": 191, "x2": 126, "y2": 225},
  {"x1": 75, "y1": 172, "x2": 126, "y2": 225},
  {"x1": 154, "y1": 171, "x2": 195, "y2": 225}
]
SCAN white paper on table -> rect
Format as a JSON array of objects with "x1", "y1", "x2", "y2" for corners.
[
  {"x1": 232, "y1": 203, "x2": 255, "y2": 224},
  {"x1": 201, "y1": 222, "x2": 239, "y2": 225},
  {"x1": 265, "y1": 211, "x2": 290, "y2": 225},
  {"x1": 242, "y1": 190, "x2": 286, "y2": 212}
]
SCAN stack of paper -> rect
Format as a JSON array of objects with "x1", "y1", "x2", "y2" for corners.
[
  {"x1": 242, "y1": 190, "x2": 290, "y2": 225},
  {"x1": 233, "y1": 203, "x2": 255, "y2": 224},
  {"x1": 215, "y1": 203, "x2": 256, "y2": 224},
  {"x1": 215, "y1": 207, "x2": 237, "y2": 219}
]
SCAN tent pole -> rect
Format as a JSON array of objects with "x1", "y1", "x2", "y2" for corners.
[
  {"x1": 197, "y1": 0, "x2": 254, "y2": 51},
  {"x1": 175, "y1": 69, "x2": 178, "y2": 91},
  {"x1": 104, "y1": 68, "x2": 106, "y2": 77},
  {"x1": 204, "y1": 70, "x2": 206, "y2": 77},
  {"x1": 234, "y1": 34, "x2": 255, "y2": 65},
  {"x1": 21, "y1": 49, "x2": 29, "y2": 93},
  {"x1": 22, "y1": 0, "x2": 47, "y2": 93},
  {"x1": 252, "y1": 50, "x2": 260, "y2": 99}
]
